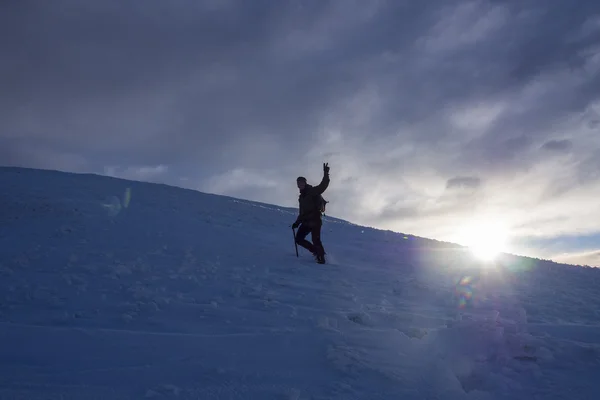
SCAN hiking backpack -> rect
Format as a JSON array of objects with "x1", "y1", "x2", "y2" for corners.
[{"x1": 318, "y1": 195, "x2": 328, "y2": 215}]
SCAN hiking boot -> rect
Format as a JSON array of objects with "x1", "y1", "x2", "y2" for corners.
[{"x1": 316, "y1": 254, "x2": 326, "y2": 264}]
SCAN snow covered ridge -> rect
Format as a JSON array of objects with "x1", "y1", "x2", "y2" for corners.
[{"x1": 1, "y1": 166, "x2": 599, "y2": 399}]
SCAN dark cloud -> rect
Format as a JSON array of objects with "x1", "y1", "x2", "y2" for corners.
[
  {"x1": 541, "y1": 139, "x2": 573, "y2": 152},
  {"x1": 446, "y1": 176, "x2": 482, "y2": 190},
  {"x1": 1, "y1": 0, "x2": 600, "y2": 262},
  {"x1": 0, "y1": 0, "x2": 337, "y2": 170}
]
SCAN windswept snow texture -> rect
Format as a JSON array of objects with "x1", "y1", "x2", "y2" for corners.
[{"x1": 1, "y1": 167, "x2": 600, "y2": 399}]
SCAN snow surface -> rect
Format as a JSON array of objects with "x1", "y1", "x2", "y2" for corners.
[{"x1": 1, "y1": 166, "x2": 600, "y2": 399}]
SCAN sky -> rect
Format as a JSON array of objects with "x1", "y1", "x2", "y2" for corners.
[{"x1": 1, "y1": 0, "x2": 600, "y2": 266}]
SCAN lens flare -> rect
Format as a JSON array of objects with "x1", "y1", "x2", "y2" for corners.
[{"x1": 455, "y1": 275, "x2": 476, "y2": 309}]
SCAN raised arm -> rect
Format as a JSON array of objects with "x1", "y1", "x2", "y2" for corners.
[{"x1": 312, "y1": 163, "x2": 330, "y2": 195}]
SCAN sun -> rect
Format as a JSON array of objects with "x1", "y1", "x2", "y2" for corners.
[{"x1": 456, "y1": 218, "x2": 509, "y2": 262}]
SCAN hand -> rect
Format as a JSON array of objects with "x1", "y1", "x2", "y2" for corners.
[
  {"x1": 292, "y1": 221, "x2": 300, "y2": 229},
  {"x1": 323, "y1": 162, "x2": 330, "y2": 175}
]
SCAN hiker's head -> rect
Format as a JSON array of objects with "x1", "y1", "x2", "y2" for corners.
[{"x1": 296, "y1": 176, "x2": 307, "y2": 190}]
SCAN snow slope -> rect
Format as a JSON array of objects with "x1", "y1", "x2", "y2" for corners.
[{"x1": 1, "y1": 166, "x2": 600, "y2": 399}]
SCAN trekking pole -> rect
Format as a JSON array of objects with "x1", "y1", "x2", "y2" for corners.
[{"x1": 292, "y1": 226, "x2": 299, "y2": 257}]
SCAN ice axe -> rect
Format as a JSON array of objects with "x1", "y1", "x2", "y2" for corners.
[{"x1": 292, "y1": 226, "x2": 299, "y2": 257}]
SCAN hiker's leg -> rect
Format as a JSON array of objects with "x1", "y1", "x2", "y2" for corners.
[
  {"x1": 310, "y1": 221, "x2": 325, "y2": 257},
  {"x1": 295, "y1": 223, "x2": 317, "y2": 254}
]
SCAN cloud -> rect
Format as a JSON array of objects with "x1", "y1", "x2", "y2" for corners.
[
  {"x1": 554, "y1": 250, "x2": 600, "y2": 267},
  {"x1": 104, "y1": 164, "x2": 169, "y2": 183},
  {"x1": 541, "y1": 139, "x2": 573, "y2": 153},
  {"x1": 1, "y1": 0, "x2": 600, "y2": 263},
  {"x1": 416, "y1": 0, "x2": 508, "y2": 53},
  {"x1": 446, "y1": 176, "x2": 482, "y2": 190},
  {"x1": 205, "y1": 168, "x2": 279, "y2": 194}
]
